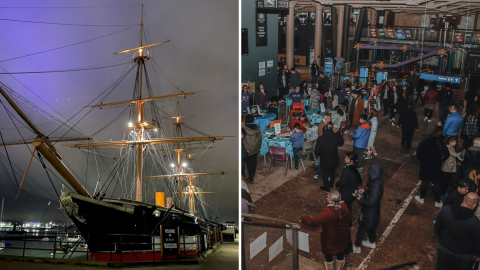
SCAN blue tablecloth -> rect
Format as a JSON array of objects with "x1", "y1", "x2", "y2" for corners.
[
  {"x1": 306, "y1": 109, "x2": 336, "y2": 124},
  {"x1": 253, "y1": 113, "x2": 277, "y2": 132},
  {"x1": 286, "y1": 95, "x2": 310, "y2": 108},
  {"x1": 260, "y1": 128, "x2": 293, "y2": 158}
]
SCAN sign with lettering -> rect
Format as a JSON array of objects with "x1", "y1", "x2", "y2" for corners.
[
  {"x1": 395, "y1": 29, "x2": 405, "y2": 39},
  {"x1": 369, "y1": 27, "x2": 378, "y2": 38},
  {"x1": 385, "y1": 28, "x2": 396, "y2": 39},
  {"x1": 256, "y1": 13, "x2": 267, "y2": 47},
  {"x1": 162, "y1": 226, "x2": 179, "y2": 255},
  {"x1": 274, "y1": 122, "x2": 281, "y2": 135},
  {"x1": 419, "y1": 74, "x2": 461, "y2": 84},
  {"x1": 324, "y1": 58, "x2": 334, "y2": 75},
  {"x1": 360, "y1": 67, "x2": 368, "y2": 78},
  {"x1": 377, "y1": 28, "x2": 386, "y2": 37},
  {"x1": 404, "y1": 29, "x2": 414, "y2": 40},
  {"x1": 454, "y1": 31, "x2": 464, "y2": 43},
  {"x1": 320, "y1": 103, "x2": 326, "y2": 113}
]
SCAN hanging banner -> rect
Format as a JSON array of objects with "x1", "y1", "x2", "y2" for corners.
[
  {"x1": 395, "y1": 29, "x2": 405, "y2": 39},
  {"x1": 324, "y1": 58, "x2": 334, "y2": 75},
  {"x1": 454, "y1": 31, "x2": 464, "y2": 43},
  {"x1": 385, "y1": 28, "x2": 396, "y2": 39},
  {"x1": 376, "y1": 71, "x2": 388, "y2": 82},
  {"x1": 369, "y1": 27, "x2": 379, "y2": 38},
  {"x1": 377, "y1": 28, "x2": 386, "y2": 37},
  {"x1": 404, "y1": 29, "x2": 414, "y2": 40},
  {"x1": 360, "y1": 67, "x2": 368, "y2": 78},
  {"x1": 419, "y1": 74, "x2": 460, "y2": 84},
  {"x1": 256, "y1": 13, "x2": 267, "y2": 47}
]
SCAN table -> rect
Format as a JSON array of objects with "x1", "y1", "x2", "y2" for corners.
[
  {"x1": 260, "y1": 128, "x2": 293, "y2": 158},
  {"x1": 286, "y1": 95, "x2": 310, "y2": 107},
  {"x1": 253, "y1": 113, "x2": 276, "y2": 132},
  {"x1": 306, "y1": 108, "x2": 336, "y2": 125}
]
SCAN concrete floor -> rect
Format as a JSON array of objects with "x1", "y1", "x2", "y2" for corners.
[{"x1": 0, "y1": 241, "x2": 239, "y2": 270}]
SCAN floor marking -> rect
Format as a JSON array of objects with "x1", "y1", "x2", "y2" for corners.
[{"x1": 357, "y1": 165, "x2": 420, "y2": 270}]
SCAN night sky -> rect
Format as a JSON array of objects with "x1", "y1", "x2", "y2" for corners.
[{"x1": 0, "y1": 1, "x2": 238, "y2": 225}]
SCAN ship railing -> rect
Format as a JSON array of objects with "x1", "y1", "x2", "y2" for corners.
[
  {"x1": 0, "y1": 230, "x2": 208, "y2": 263},
  {"x1": 241, "y1": 213, "x2": 300, "y2": 270}
]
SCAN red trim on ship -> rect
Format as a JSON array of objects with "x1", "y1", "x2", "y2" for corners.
[{"x1": 90, "y1": 248, "x2": 201, "y2": 262}]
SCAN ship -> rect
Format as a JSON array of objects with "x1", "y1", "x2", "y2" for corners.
[{"x1": 0, "y1": 5, "x2": 233, "y2": 262}]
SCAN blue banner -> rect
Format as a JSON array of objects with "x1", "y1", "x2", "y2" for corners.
[
  {"x1": 325, "y1": 58, "x2": 334, "y2": 75},
  {"x1": 376, "y1": 71, "x2": 387, "y2": 82},
  {"x1": 419, "y1": 74, "x2": 461, "y2": 84},
  {"x1": 360, "y1": 67, "x2": 368, "y2": 78},
  {"x1": 395, "y1": 29, "x2": 405, "y2": 39}
]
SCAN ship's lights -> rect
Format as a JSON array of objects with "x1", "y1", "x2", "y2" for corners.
[
  {"x1": 170, "y1": 163, "x2": 175, "y2": 168},
  {"x1": 154, "y1": 128, "x2": 158, "y2": 131},
  {"x1": 182, "y1": 162, "x2": 187, "y2": 167},
  {"x1": 128, "y1": 122, "x2": 133, "y2": 127}
]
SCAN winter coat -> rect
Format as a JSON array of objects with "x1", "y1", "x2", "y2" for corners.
[
  {"x1": 435, "y1": 204, "x2": 480, "y2": 256},
  {"x1": 441, "y1": 146, "x2": 462, "y2": 173},
  {"x1": 417, "y1": 137, "x2": 450, "y2": 182},
  {"x1": 351, "y1": 122, "x2": 371, "y2": 149},
  {"x1": 461, "y1": 146, "x2": 480, "y2": 176},
  {"x1": 254, "y1": 90, "x2": 268, "y2": 110},
  {"x1": 242, "y1": 124, "x2": 262, "y2": 156},
  {"x1": 443, "y1": 189, "x2": 465, "y2": 207},
  {"x1": 438, "y1": 87, "x2": 449, "y2": 107},
  {"x1": 304, "y1": 126, "x2": 318, "y2": 142},
  {"x1": 424, "y1": 89, "x2": 439, "y2": 104},
  {"x1": 336, "y1": 165, "x2": 363, "y2": 204},
  {"x1": 397, "y1": 107, "x2": 419, "y2": 133},
  {"x1": 442, "y1": 111, "x2": 464, "y2": 136},
  {"x1": 310, "y1": 63, "x2": 319, "y2": 75},
  {"x1": 318, "y1": 76, "x2": 330, "y2": 95},
  {"x1": 358, "y1": 165, "x2": 384, "y2": 229},
  {"x1": 309, "y1": 88, "x2": 321, "y2": 109},
  {"x1": 290, "y1": 118, "x2": 310, "y2": 133},
  {"x1": 406, "y1": 74, "x2": 418, "y2": 88},
  {"x1": 301, "y1": 202, "x2": 352, "y2": 255},
  {"x1": 367, "y1": 117, "x2": 378, "y2": 148},
  {"x1": 347, "y1": 97, "x2": 364, "y2": 127},
  {"x1": 331, "y1": 113, "x2": 342, "y2": 128},
  {"x1": 314, "y1": 129, "x2": 344, "y2": 168}
]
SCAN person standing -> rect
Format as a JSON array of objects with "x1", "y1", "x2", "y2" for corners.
[
  {"x1": 336, "y1": 152, "x2": 363, "y2": 214},
  {"x1": 290, "y1": 68, "x2": 300, "y2": 93},
  {"x1": 315, "y1": 125, "x2": 344, "y2": 191},
  {"x1": 462, "y1": 106, "x2": 479, "y2": 150},
  {"x1": 440, "y1": 137, "x2": 464, "y2": 199},
  {"x1": 452, "y1": 86, "x2": 466, "y2": 117},
  {"x1": 352, "y1": 165, "x2": 384, "y2": 253},
  {"x1": 318, "y1": 71, "x2": 330, "y2": 107},
  {"x1": 241, "y1": 128, "x2": 248, "y2": 179},
  {"x1": 406, "y1": 70, "x2": 418, "y2": 97},
  {"x1": 290, "y1": 123, "x2": 304, "y2": 170},
  {"x1": 310, "y1": 60, "x2": 320, "y2": 85},
  {"x1": 365, "y1": 109, "x2": 378, "y2": 159},
  {"x1": 300, "y1": 191, "x2": 352, "y2": 270},
  {"x1": 351, "y1": 114, "x2": 371, "y2": 172},
  {"x1": 442, "y1": 105, "x2": 464, "y2": 140},
  {"x1": 414, "y1": 73, "x2": 425, "y2": 105},
  {"x1": 460, "y1": 138, "x2": 480, "y2": 180},
  {"x1": 254, "y1": 83, "x2": 268, "y2": 110},
  {"x1": 390, "y1": 85, "x2": 400, "y2": 126},
  {"x1": 242, "y1": 115, "x2": 262, "y2": 184},
  {"x1": 423, "y1": 85, "x2": 439, "y2": 123},
  {"x1": 348, "y1": 90, "x2": 364, "y2": 127},
  {"x1": 318, "y1": 113, "x2": 331, "y2": 136},
  {"x1": 380, "y1": 83, "x2": 393, "y2": 117},
  {"x1": 434, "y1": 193, "x2": 480, "y2": 270},
  {"x1": 396, "y1": 102, "x2": 419, "y2": 154},
  {"x1": 415, "y1": 129, "x2": 450, "y2": 207},
  {"x1": 437, "y1": 82, "x2": 449, "y2": 122},
  {"x1": 241, "y1": 85, "x2": 250, "y2": 113},
  {"x1": 278, "y1": 65, "x2": 291, "y2": 102},
  {"x1": 300, "y1": 81, "x2": 308, "y2": 95},
  {"x1": 464, "y1": 87, "x2": 478, "y2": 116}
]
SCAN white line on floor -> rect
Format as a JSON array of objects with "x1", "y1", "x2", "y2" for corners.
[{"x1": 357, "y1": 170, "x2": 421, "y2": 270}]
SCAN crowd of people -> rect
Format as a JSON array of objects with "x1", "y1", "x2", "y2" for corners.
[{"x1": 242, "y1": 66, "x2": 480, "y2": 269}]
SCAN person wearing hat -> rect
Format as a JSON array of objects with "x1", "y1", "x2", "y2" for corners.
[{"x1": 290, "y1": 112, "x2": 310, "y2": 133}]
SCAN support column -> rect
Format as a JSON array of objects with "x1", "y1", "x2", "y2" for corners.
[
  {"x1": 336, "y1": 5, "x2": 345, "y2": 58},
  {"x1": 286, "y1": 1, "x2": 297, "y2": 69},
  {"x1": 314, "y1": 4, "x2": 323, "y2": 67}
]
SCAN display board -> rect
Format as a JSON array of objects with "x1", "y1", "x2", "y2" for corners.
[
  {"x1": 419, "y1": 74, "x2": 460, "y2": 84},
  {"x1": 324, "y1": 58, "x2": 334, "y2": 75},
  {"x1": 385, "y1": 28, "x2": 396, "y2": 39},
  {"x1": 162, "y1": 226, "x2": 180, "y2": 255},
  {"x1": 369, "y1": 27, "x2": 379, "y2": 38},
  {"x1": 256, "y1": 13, "x2": 267, "y2": 47},
  {"x1": 395, "y1": 29, "x2": 405, "y2": 39}
]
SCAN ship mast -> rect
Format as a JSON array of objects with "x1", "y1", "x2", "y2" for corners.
[{"x1": 135, "y1": 4, "x2": 145, "y2": 202}]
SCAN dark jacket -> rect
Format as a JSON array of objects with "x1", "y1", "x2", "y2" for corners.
[
  {"x1": 406, "y1": 74, "x2": 418, "y2": 89},
  {"x1": 417, "y1": 137, "x2": 450, "y2": 182},
  {"x1": 397, "y1": 107, "x2": 419, "y2": 133},
  {"x1": 438, "y1": 87, "x2": 448, "y2": 106},
  {"x1": 318, "y1": 76, "x2": 330, "y2": 95},
  {"x1": 314, "y1": 129, "x2": 344, "y2": 168},
  {"x1": 254, "y1": 90, "x2": 268, "y2": 110},
  {"x1": 310, "y1": 63, "x2": 319, "y2": 75},
  {"x1": 358, "y1": 165, "x2": 384, "y2": 229},
  {"x1": 443, "y1": 189, "x2": 466, "y2": 207},
  {"x1": 435, "y1": 204, "x2": 480, "y2": 256},
  {"x1": 336, "y1": 165, "x2": 363, "y2": 203},
  {"x1": 461, "y1": 146, "x2": 480, "y2": 176},
  {"x1": 290, "y1": 72, "x2": 300, "y2": 89},
  {"x1": 301, "y1": 202, "x2": 352, "y2": 255}
]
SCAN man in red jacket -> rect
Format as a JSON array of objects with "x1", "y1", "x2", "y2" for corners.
[{"x1": 300, "y1": 190, "x2": 352, "y2": 270}]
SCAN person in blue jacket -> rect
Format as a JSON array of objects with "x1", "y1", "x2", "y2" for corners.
[
  {"x1": 351, "y1": 114, "x2": 371, "y2": 172},
  {"x1": 442, "y1": 105, "x2": 464, "y2": 140},
  {"x1": 290, "y1": 123, "x2": 304, "y2": 170}
]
